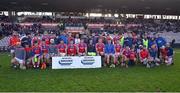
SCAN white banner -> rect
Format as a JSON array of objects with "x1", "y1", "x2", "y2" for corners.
[{"x1": 52, "y1": 56, "x2": 101, "y2": 69}]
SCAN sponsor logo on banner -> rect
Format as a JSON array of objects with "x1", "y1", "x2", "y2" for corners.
[
  {"x1": 81, "y1": 56, "x2": 95, "y2": 65},
  {"x1": 59, "y1": 57, "x2": 73, "y2": 65}
]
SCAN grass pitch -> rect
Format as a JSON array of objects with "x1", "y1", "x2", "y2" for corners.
[{"x1": 0, "y1": 50, "x2": 180, "y2": 92}]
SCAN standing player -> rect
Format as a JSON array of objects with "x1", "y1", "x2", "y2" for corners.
[
  {"x1": 67, "y1": 39, "x2": 77, "y2": 56},
  {"x1": 31, "y1": 34, "x2": 41, "y2": 46},
  {"x1": 41, "y1": 39, "x2": 50, "y2": 69},
  {"x1": 77, "y1": 39, "x2": 87, "y2": 56},
  {"x1": 32, "y1": 41, "x2": 42, "y2": 68},
  {"x1": 57, "y1": 40, "x2": 67, "y2": 56},
  {"x1": 87, "y1": 39, "x2": 96, "y2": 56},
  {"x1": 49, "y1": 39, "x2": 58, "y2": 57},
  {"x1": 105, "y1": 38, "x2": 115, "y2": 67},
  {"x1": 114, "y1": 39, "x2": 122, "y2": 66}
]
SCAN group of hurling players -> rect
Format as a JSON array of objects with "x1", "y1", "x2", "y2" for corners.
[{"x1": 10, "y1": 31, "x2": 174, "y2": 69}]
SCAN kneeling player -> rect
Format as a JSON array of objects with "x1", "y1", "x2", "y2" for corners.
[
  {"x1": 11, "y1": 42, "x2": 26, "y2": 69},
  {"x1": 139, "y1": 46, "x2": 149, "y2": 68},
  {"x1": 160, "y1": 46, "x2": 167, "y2": 64},
  {"x1": 128, "y1": 48, "x2": 136, "y2": 66},
  {"x1": 105, "y1": 39, "x2": 115, "y2": 67},
  {"x1": 32, "y1": 41, "x2": 41, "y2": 68},
  {"x1": 149, "y1": 44, "x2": 160, "y2": 67},
  {"x1": 77, "y1": 39, "x2": 87, "y2": 56},
  {"x1": 121, "y1": 46, "x2": 130, "y2": 68},
  {"x1": 165, "y1": 43, "x2": 174, "y2": 66},
  {"x1": 58, "y1": 40, "x2": 67, "y2": 56},
  {"x1": 67, "y1": 39, "x2": 77, "y2": 56},
  {"x1": 24, "y1": 44, "x2": 33, "y2": 68}
]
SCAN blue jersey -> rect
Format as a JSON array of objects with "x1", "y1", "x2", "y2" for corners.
[
  {"x1": 149, "y1": 39, "x2": 157, "y2": 48},
  {"x1": 59, "y1": 35, "x2": 68, "y2": 44},
  {"x1": 156, "y1": 37, "x2": 166, "y2": 48},
  {"x1": 149, "y1": 48, "x2": 158, "y2": 58},
  {"x1": 167, "y1": 47, "x2": 173, "y2": 56},
  {"x1": 105, "y1": 44, "x2": 115, "y2": 54},
  {"x1": 124, "y1": 37, "x2": 133, "y2": 48}
]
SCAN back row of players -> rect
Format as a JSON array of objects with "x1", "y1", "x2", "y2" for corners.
[{"x1": 10, "y1": 32, "x2": 174, "y2": 69}]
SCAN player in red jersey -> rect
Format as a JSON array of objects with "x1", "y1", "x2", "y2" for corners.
[
  {"x1": 9, "y1": 32, "x2": 20, "y2": 58},
  {"x1": 128, "y1": 48, "x2": 137, "y2": 66},
  {"x1": 139, "y1": 46, "x2": 150, "y2": 68},
  {"x1": 41, "y1": 39, "x2": 50, "y2": 69},
  {"x1": 114, "y1": 40, "x2": 122, "y2": 65},
  {"x1": 160, "y1": 46, "x2": 168, "y2": 63},
  {"x1": 121, "y1": 46, "x2": 130, "y2": 68},
  {"x1": 32, "y1": 41, "x2": 42, "y2": 68},
  {"x1": 67, "y1": 39, "x2": 77, "y2": 56},
  {"x1": 42, "y1": 34, "x2": 50, "y2": 45},
  {"x1": 113, "y1": 33, "x2": 120, "y2": 44},
  {"x1": 77, "y1": 39, "x2": 87, "y2": 56},
  {"x1": 96, "y1": 38, "x2": 105, "y2": 56},
  {"x1": 31, "y1": 35, "x2": 41, "y2": 46},
  {"x1": 57, "y1": 40, "x2": 67, "y2": 56}
]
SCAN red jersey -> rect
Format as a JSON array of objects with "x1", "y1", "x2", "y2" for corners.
[
  {"x1": 96, "y1": 43, "x2": 105, "y2": 52},
  {"x1": 68, "y1": 37, "x2": 74, "y2": 44},
  {"x1": 32, "y1": 37, "x2": 41, "y2": 46},
  {"x1": 140, "y1": 49, "x2": 149, "y2": 59},
  {"x1": 32, "y1": 46, "x2": 41, "y2": 55},
  {"x1": 78, "y1": 43, "x2": 87, "y2": 53},
  {"x1": 123, "y1": 48, "x2": 130, "y2": 57},
  {"x1": 9, "y1": 36, "x2": 20, "y2": 46},
  {"x1": 129, "y1": 51, "x2": 136, "y2": 60},
  {"x1": 113, "y1": 36, "x2": 120, "y2": 44},
  {"x1": 67, "y1": 44, "x2": 77, "y2": 55},
  {"x1": 41, "y1": 44, "x2": 49, "y2": 54},
  {"x1": 25, "y1": 47, "x2": 31, "y2": 52},
  {"x1": 42, "y1": 35, "x2": 50, "y2": 45},
  {"x1": 115, "y1": 44, "x2": 121, "y2": 53},
  {"x1": 160, "y1": 48, "x2": 167, "y2": 58},
  {"x1": 58, "y1": 44, "x2": 67, "y2": 53}
]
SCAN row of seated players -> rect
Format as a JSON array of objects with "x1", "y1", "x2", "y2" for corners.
[{"x1": 10, "y1": 35, "x2": 174, "y2": 69}]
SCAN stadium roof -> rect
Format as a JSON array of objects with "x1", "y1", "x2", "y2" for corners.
[{"x1": 0, "y1": 0, "x2": 180, "y2": 15}]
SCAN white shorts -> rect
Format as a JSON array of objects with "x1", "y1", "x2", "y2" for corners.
[
  {"x1": 15, "y1": 57, "x2": 24, "y2": 64},
  {"x1": 59, "y1": 53, "x2": 66, "y2": 56},
  {"x1": 10, "y1": 49, "x2": 15, "y2": 54}
]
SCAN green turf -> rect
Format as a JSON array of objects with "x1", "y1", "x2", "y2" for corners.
[{"x1": 0, "y1": 51, "x2": 180, "y2": 92}]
